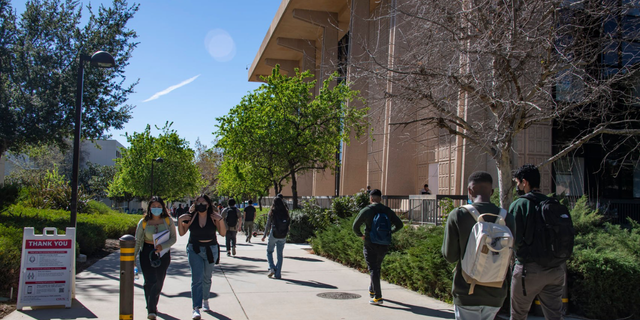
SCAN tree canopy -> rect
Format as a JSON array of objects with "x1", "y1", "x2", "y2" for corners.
[
  {"x1": 0, "y1": 0, "x2": 139, "y2": 159},
  {"x1": 216, "y1": 66, "x2": 369, "y2": 208},
  {"x1": 108, "y1": 124, "x2": 202, "y2": 202}
]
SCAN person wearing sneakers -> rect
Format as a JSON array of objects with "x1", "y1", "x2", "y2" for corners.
[
  {"x1": 261, "y1": 197, "x2": 290, "y2": 279},
  {"x1": 243, "y1": 200, "x2": 256, "y2": 243},
  {"x1": 441, "y1": 171, "x2": 515, "y2": 320},
  {"x1": 178, "y1": 194, "x2": 226, "y2": 319},
  {"x1": 134, "y1": 196, "x2": 177, "y2": 320},
  {"x1": 221, "y1": 199, "x2": 243, "y2": 256},
  {"x1": 352, "y1": 189, "x2": 404, "y2": 305}
]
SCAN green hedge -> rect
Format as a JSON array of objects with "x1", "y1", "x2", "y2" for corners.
[
  {"x1": 310, "y1": 216, "x2": 453, "y2": 302},
  {"x1": 310, "y1": 195, "x2": 639, "y2": 319},
  {"x1": 0, "y1": 204, "x2": 141, "y2": 292}
]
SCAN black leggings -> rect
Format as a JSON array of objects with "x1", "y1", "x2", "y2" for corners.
[{"x1": 139, "y1": 243, "x2": 171, "y2": 313}]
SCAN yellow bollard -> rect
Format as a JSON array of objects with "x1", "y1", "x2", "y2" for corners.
[{"x1": 119, "y1": 234, "x2": 135, "y2": 320}]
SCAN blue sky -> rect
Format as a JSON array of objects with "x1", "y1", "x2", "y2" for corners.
[{"x1": 16, "y1": 0, "x2": 281, "y2": 149}]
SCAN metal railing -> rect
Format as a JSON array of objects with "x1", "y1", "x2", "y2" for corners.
[{"x1": 258, "y1": 194, "x2": 640, "y2": 225}]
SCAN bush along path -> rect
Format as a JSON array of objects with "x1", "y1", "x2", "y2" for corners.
[{"x1": 309, "y1": 196, "x2": 640, "y2": 320}]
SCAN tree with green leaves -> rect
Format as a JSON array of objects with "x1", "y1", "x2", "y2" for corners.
[
  {"x1": 80, "y1": 162, "x2": 116, "y2": 200},
  {"x1": 216, "y1": 156, "x2": 271, "y2": 206},
  {"x1": 0, "y1": 0, "x2": 139, "y2": 161},
  {"x1": 193, "y1": 138, "x2": 222, "y2": 196},
  {"x1": 216, "y1": 66, "x2": 369, "y2": 209},
  {"x1": 108, "y1": 123, "x2": 203, "y2": 202}
]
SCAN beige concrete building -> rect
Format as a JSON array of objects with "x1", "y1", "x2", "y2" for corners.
[{"x1": 249, "y1": 0, "x2": 553, "y2": 197}]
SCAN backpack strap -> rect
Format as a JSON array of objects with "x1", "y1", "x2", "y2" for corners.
[{"x1": 462, "y1": 205, "x2": 480, "y2": 221}]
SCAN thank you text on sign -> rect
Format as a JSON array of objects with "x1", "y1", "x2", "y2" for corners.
[{"x1": 17, "y1": 227, "x2": 76, "y2": 309}]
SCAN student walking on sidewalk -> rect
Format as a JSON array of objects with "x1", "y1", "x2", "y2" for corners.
[
  {"x1": 221, "y1": 199, "x2": 243, "y2": 256},
  {"x1": 134, "y1": 196, "x2": 177, "y2": 320},
  {"x1": 261, "y1": 197, "x2": 290, "y2": 279},
  {"x1": 352, "y1": 189, "x2": 404, "y2": 305},
  {"x1": 178, "y1": 194, "x2": 226, "y2": 320}
]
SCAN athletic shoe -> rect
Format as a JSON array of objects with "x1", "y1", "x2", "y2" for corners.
[
  {"x1": 369, "y1": 291, "x2": 375, "y2": 298},
  {"x1": 267, "y1": 270, "x2": 275, "y2": 278},
  {"x1": 147, "y1": 313, "x2": 157, "y2": 319},
  {"x1": 202, "y1": 300, "x2": 209, "y2": 311},
  {"x1": 232, "y1": 246, "x2": 236, "y2": 256},
  {"x1": 227, "y1": 252, "x2": 231, "y2": 257},
  {"x1": 192, "y1": 307, "x2": 201, "y2": 319},
  {"x1": 369, "y1": 298, "x2": 383, "y2": 305}
]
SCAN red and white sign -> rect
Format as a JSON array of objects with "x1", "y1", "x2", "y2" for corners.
[{"x1": 17, "y1": 227, "x2": 76, "y2": 309}]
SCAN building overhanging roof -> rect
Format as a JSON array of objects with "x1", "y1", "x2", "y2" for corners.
[{"x1": 248, "y1": 0, "x2": 357, "y2": 82}]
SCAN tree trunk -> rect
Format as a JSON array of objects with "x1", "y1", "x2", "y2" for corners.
[
  {"x1": 290, "y1": 170, "x2": 299, "y2": 209},
  {"x1": 258, "y1": 195, "x2": 263, "y2": 211},
  {"x1": 496, "y1": 149, "x2": 515, "y2": 209}
]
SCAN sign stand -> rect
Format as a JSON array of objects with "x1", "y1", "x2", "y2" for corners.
[{"x1": 17, "y1": 227, "x2": 76, "y2": 310}]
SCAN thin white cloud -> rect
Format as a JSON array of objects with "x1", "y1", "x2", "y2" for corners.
[{"x1": 143, "y1": 74, "x2": 201, "y2": 102}]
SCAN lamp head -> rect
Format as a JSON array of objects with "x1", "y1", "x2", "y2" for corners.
[
  {"x1": 90, "y1": 51, "x2": 116, "y2": 68},
  {"x1": 154, "y1": 157, "x2": 164, "y2": 163}
]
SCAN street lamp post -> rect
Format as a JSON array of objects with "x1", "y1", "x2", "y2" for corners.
[
  {"x1": 70, "y1": 51, "x2": 116, "y2": 228},
  {"x1": 150, "y1": 157, "x2": 164, "y2": 199}
]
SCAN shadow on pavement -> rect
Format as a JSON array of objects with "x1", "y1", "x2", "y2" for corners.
[
  {"x1": 16, "y1": 299, "x2": 97, "y2": 319},
  {"x1": 285, "y1": 256, "x2": 323, "y2": 262},
  {"x1": 383, "y1": 299, "x2": 455, "y2": 318},
  {"x1": 228, "y1": 256, "x2": 268, "y2": 263},
  {"x1": 157, "y1": 311, "x2": 180, "y2": 320},
  {"x1": 282, "y1": 278, "x2": 338, "y2": 289},
  {"x1": 204, "y1": 310, "x2": 233, "y2": 320}
]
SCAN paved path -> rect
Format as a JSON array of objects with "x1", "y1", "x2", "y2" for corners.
[
  {"x1": 6, "y1": 228, "x2": 455, "y2": 320},
  {"x1": 5, "y1": 227, "x2": 574, "y2": 320}
]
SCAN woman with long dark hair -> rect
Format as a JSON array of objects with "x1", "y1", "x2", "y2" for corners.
[
  {"x1": 178, "y1": 194, "x2": 226, "y2": 320},
  {"x1": 261, "y1": 197, "x2": 290, "y2": 279},
  {"x1": 134, "y1": 196, "x2": 177, "y2": 320}
]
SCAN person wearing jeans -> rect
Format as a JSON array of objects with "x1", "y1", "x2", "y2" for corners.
[
  {"x1": 178, "y1": 194, "x2": 226, "y2": 320},
  {"x1": 261, "y1": 197, "x2": 290, "y2": 279}
]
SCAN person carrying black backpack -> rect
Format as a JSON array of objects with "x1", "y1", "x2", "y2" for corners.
[
  {"x1": 510, "y1": 164, "x2": 574, "y2": 320},
  {"x1": 352, "y1": 189, "x2": 404, "y2": 306},
  {"x1": 261, "y1": 197, "x2": 290, "y2": 279},
  {"x1": 222, "y1": 199, "x2": 243, "y2": 257}
]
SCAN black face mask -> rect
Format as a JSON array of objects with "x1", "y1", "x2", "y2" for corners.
[
  {"x1": 196, "y1": 204, "x2": 208, "y2": 213},
  {"x1": 516, "y1": 186, "x2": 525, "y2": 196}
]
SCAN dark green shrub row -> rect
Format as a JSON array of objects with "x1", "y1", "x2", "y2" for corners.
[
  {"x1": 0, "y1": 204, "x2": 141, "y2": 254},
  {"x1": 310, "y1": 216, "x2": 454, "y2": 302},
  {"x1": 310, "y1": 194, "x2": 639, "y2": 319},
  {"x1": 0, "y1": 224, "x2": 23, "y2": 292}
]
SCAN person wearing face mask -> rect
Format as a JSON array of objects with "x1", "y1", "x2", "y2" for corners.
[
  {"x1": 134, "y1": 196, "x2": 177, "y2": 320},
  {"x1": 510, "y1": 164, "x2": 567, "y2": 320},
  {"x1": 178, "y1": 194, "x2": 226, "y2": 320}
]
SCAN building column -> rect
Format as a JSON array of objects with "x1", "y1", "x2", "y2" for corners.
[
  {"x1": 276, "y1": 38, "x2": 318, "y2": 197},
  {"x1": 340, "y1": 0, "x2": 370, "y2": 195},
  {"x1": 293, "y1": 9, "x2": 340, "y2": 196}
]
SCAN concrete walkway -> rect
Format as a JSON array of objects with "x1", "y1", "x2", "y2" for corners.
[
  {"x1": 5, "y1": 228, "x2": 574, "y2": 320},
  {"x1": 6, "y1": 229, "x2": 455, "y2": 320}
]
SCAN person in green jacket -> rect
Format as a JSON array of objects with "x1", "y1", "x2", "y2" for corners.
[
  {"x1": 353, "y1": 189, "x2": 404, "y2": 306},
  {"x1": 442, "y1": 171, "x2": 515, "y2": 320}
]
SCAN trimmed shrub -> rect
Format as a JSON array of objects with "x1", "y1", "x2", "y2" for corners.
[
  {"x1": 311, "y1": 216, "x2": 454, "y2": 302},
  {"x1": 85, "y1": 200, "x2": 112, "y2": 215},
  {"x1": 384, "y1": 226, "x2": 453, "y2": 302},
  {"x1": 0, "y1": 224, "x2": 23, "y2": 292},
  {"x1": 0, "y1": 183, "x2": 20, "y2": 209},
  {"x1": 288, "y1": 209, "x2": 315, "y2": 243}
]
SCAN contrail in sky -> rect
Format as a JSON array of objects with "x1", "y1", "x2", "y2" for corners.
[{"x1": 143, "y1": 74, "x2": 200, "y2": 102}]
